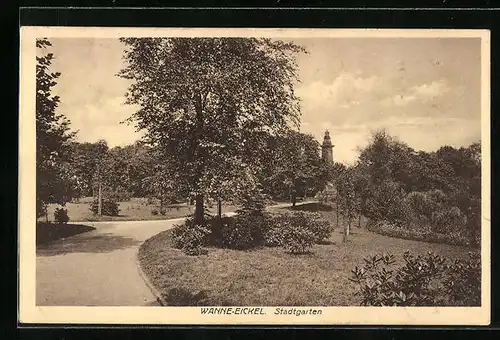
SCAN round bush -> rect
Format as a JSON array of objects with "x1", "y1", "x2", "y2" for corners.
[
  {"x1": 431, "y1": 206, "x2": 466, "y2": 234},
  {"x1": 54, "y1": 207, "x2": 69, "y2": 224},
  {"x1": 171, "y1": 221, "x2": 211, "y2": 255},
  {"x1": 265, "y1": 211, "x2": 333, "y2": 254}
]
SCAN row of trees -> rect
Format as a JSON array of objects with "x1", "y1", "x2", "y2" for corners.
[{"x1": 63, "y1": 131, "x2": 329, "y2": 209}]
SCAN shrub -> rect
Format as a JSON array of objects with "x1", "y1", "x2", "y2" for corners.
[
  {"x1": 267, "y1": 211, "x2": 333, "y2": 254},
  {"x1": 263, "y1": 214, "x2": 285, "y2": 247},
  {"x1": 280, "y1": 222, "x2": 316, "y2": 254},
  {"x1": 365, "y1": 180, "x2": 409, "y2": 226},
  {"x1": 350, "y1": 251, "x2": 480, "y2": 306},
  {"x1": 443, "y1": 252, "x2": 481, "y2": 306},
  {"x1": 206, "y1": 213, "x2": 268, "y2": 250},
  {"x1": 90, "y1": 198, "x2": 120, "y2": 216},
  {"x1": 221, "y1": 217, "x2": 255, "y2": 250},
  {"x1": 171, "y1": 220, "x2": 211, "y2": 255},
  {"x1": 54, "y1": 207, "x2": 69, "y2": 224},
  {"x1": 151, "y1": 209, "x2": 159, "y2": 216},
  {"x1": 367, "y1": 221, "x2": 474, "y2": 248},
  {"x1": 431, "y1": 206, "x2": 467, "y2": 234}
]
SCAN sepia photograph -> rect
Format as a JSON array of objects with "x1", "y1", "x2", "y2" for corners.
[{"x1": 19, "y1": 27, "x2": 490, "y2": 325}]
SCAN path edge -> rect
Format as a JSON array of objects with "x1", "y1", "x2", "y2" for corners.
[{"x1": 135, "y1": 248, "x2": 168, "y2": 306}]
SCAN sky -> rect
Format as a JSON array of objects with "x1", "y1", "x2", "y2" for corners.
[{"x1": 43, "y1": 37, "x2": 482, "y2": 164}]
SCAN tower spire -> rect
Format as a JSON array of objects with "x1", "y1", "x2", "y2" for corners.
[{"x1": 321, "y1": 130, "x2": 334, "y2": 164}]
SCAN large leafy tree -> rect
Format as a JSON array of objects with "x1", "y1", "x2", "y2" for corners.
[
  {"x1": 36, "y1": 39, "x2": 77, "y2": 218},
  {"x1": 118, "y1": 37, "x2": 305, "y2": 223}
]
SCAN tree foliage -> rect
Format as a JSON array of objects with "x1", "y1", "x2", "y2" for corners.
[
  {"x1": 36, "y1": 38, "x2": 77, "y2": 217},
  {"x1": 262, "y1": 130, "x2": 325, "y2": 205},
  {"x1": 118, "y1": 37, "x2": 306, "y2": 222},
  {"x1": 353, "y1": 129, "x2": 481, "y2": 246}
]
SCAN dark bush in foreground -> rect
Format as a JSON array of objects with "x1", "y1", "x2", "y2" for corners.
[
  {"x1": 90, "y1": 198, "x2": 120, "y2": 216},
  {"x1": 349, "y1": 251, "x2": 480, "y2": 306},
  {"x1": 54, "y1": 207, "x2": 69, "y2": 224},
  {"x1": 207, "y1": 214, "x2": 267, "y2": 250},
  {"x1": 171, "y1": 219, "x2": 211, "y2": 255},
  {"x1": 367, "y1": 221, "x2": 476, "y2": 249}
]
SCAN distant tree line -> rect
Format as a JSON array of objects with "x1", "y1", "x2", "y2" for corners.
[
  {"x1": 64, "y1": 132, "x2": 329, "y2": 206},
  {"x1": 332, "y1": 130, "x2": 481, "y2": 247}
]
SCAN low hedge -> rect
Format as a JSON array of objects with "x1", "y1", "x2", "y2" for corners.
[{"x1": 367, "y1": 221, "x2": 478, "y2": 249}]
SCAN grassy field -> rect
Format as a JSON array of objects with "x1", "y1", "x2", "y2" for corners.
[
  {"x1": 138, "y1": 203, "x2": 477, "y2": 306},
  {"x1": 40, "y1": 197, "x2": 241, "y2": 222}
]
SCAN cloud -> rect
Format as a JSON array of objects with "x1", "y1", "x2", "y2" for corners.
[
  {"x1": 296, "y1": 71, "x2": 384, "y2": 109},
  {"x1": 59, "y1": 95, "x2": 143, "y2": 147},
  {"x1": 381, "y1": 94, "x2": 418, "y2": 107},
  {"x1": 381, "y1": 80, "x2": 450, "y2": 107},
  {"x1": 413, "y1": 80, "x2": 449, "y2": 98}
]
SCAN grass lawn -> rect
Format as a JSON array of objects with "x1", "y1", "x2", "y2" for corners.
[
  {"x1": 138, "y1": 203, "x2": 478, "y2": 306},
  {"x1": 40, "y1": 197, "x2": 241, "y2": 222}
]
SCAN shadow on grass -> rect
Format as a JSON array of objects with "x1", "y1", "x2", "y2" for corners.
[
  {"x1": 164, "y1": 287, "x2": 234, "y2": 306},
  {"x1": 287, "y1": 202, "x2": 334, "y2": 212},
  {"x1": 37, "y1": 223, "x2": 96, "y2": 246},
  {"x1": 37, "y1": 227, "x2": 141, "y2": 257},
  {"x1": 285, "y1": 250, "x2": 315, "y2": 256},
  {"x1": 316, "y1": 239, "x2": 335, "y2": 245}
]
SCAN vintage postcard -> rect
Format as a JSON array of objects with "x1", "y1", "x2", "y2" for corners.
[{"x1": 19, "y1": 26, "x2": 491, "y2": 325}]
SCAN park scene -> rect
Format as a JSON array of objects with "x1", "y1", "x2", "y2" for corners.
[{"x1": 36, "y1": 36, "x2": 481, "y2": 307}]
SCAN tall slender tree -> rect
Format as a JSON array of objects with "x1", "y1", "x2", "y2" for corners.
[{"x1": 36, "y1": 38, "x2": 77, "y2": 218}]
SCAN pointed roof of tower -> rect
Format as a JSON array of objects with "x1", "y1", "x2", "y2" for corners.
[{"x1": 322, "y1": 130, "x2": 333, "y2": 147}]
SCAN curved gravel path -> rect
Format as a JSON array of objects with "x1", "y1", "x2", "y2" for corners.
[
  {"x1": 36, "y1": 202, "x2": 311, "y2": 306},
  {"x1": 36, "y1": 218, "x2": 184, "y2": 306}
]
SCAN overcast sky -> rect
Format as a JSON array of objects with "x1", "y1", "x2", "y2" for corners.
[{"x1": 44, "y1": 37, "x2": 481, "y2": 164}]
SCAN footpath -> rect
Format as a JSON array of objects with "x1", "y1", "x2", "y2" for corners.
[{"x1": 36, "y1": 201, "x2": 315, "y2": 306}]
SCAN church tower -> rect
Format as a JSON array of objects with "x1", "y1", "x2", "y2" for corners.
[{"x1": 321, "y1": 130, "x2": 334, "y2": 164}]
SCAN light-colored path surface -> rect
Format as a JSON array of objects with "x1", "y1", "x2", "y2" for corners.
[
  {"x1": 36, "y1": 218, "x2": 184, "y2": 306},
  {"x1": 36, "y1": 201, "x2": 314, "y2": 306}
]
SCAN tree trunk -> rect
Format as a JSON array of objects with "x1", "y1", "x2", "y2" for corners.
[
  {"x1": 45, "y1": 206, "x2": 49, "y2": 223},
  {"x1": 358, "y1": 213, "x2": 362, "y2": 228},
  {"x1": 217, "y1": 198, "x2": 222, "y2": 219},
  {"x1": 336, "y1": 199, "x2": 339, "y2": 227},
  {"x1": 98, "y1": 181, "x2": 102, "y2": 216},
  {"x1": 292, "y1": 195, "x2": 297, "y2": 207},
  {"x1": 195, "y1": 195, "x2": 204, "y2": 224}
]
